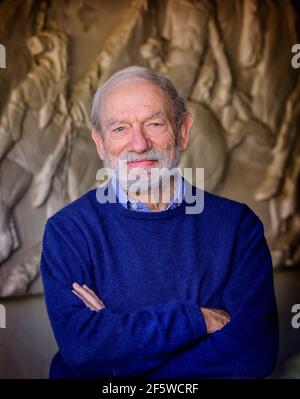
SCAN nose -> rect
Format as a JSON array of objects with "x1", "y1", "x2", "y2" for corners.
[{"x1": 127, "y1": 126, "x2": 152, "y2": 153}]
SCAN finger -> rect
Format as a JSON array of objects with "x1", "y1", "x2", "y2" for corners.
[
  {"x1": 72, "y1": 283, "x2": 103, "y2": 310},
  {"x1": 72, "y1": 284, "x2": 99, "y2": 308},
  {"x1": 73, "y1": 282, "x2": 105, "y2": 309},
  {"x1": 219, "y1": 312, "x2": 231, "y2": 323},
  {"x1": 220, "y1": 310, "x2": 230, "y2": 320},
  {"x1": 82, "y1": 284, "x2": 106, "y2": 307},
  {"x1": 82, "y1": 284, "x2": 98, "y2": 298},
  {"x1": 75, "y1": 283, "x2": 105, "y2": 308},
  {"x1": 211, "y1": 308, "x2": 231, "y2": 321},
  {"x1": 72, "y1": 290, "x2": 99, "y2": 312},
  {"x1": 72, "y1": 290, "x2": 98, "y2": 311},
  {"x1": 219, "y1": 315, "x2": 230, "y2": 327}
]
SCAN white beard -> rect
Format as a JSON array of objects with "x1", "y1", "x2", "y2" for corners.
[{"x1": 104, "y1": 147, "x2": 181, "y2": 197}]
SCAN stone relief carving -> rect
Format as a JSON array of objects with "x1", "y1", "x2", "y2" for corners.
[
  {"x1": 140, "y1": 0, "x2": 300, "y2": 269},
  {"x1": 0, "y1": 0, "x2": 148, "y2": 296},
  {"x1": 0, "y1": 0, "x2": 299, "y2": 297}
]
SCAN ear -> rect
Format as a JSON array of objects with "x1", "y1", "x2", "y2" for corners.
[
  {"x1": 178, "y1": 112, "x2": 193, "y2": 151},
  {"x1": 92, "y1": 129, "x2": 105, "y2": 160}
]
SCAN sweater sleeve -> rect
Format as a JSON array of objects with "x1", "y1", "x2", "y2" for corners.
[
  {"x1": 40, "y1": 217, "x2": 207, "y2": 379},
  {"x1": 146, "y1": 205, "x2": 279, "y2": 379}
]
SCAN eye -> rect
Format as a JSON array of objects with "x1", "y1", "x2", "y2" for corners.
[
  {"x1": 113, "y1": 126, "x2": 125, "y2": 132},
  {"x1": 148, "y1": 122, "x2": 162, "y2": 128}
]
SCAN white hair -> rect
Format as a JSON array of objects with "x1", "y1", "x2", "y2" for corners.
[{"x1": 90, "y1": 66, "x2": 187, "y2": 141}]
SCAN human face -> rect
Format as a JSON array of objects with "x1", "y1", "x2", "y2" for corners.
[{"x1": 92, "y1": 80, "x2": 192, "y2": 193}]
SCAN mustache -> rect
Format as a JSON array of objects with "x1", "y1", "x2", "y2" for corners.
[{"x1": 118, "y1": 149, "x2": 165, "y2": 163}]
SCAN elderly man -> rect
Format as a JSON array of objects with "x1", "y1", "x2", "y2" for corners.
[{"x1": 40, "y1": 66, "x2": 278, "y2": 379}]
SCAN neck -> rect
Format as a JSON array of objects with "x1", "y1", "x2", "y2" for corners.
[{"x1": 127, "y1": 176, "x2": 176, "y2": 212}]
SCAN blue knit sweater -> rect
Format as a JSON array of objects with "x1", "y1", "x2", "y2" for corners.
[{"x1": 40, "y1": 182, "x2": 278, "y2": 379}]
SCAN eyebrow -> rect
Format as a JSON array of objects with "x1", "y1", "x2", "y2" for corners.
[
  {"x1": 106, "y1": 118, "x2": 123, "y2": 128},
  {"x1": 106, "y1": 112, "x2": 167, "y2": 128},
  {"x1": 144, "y1": 111, "x2": 166, "y2": 121}
]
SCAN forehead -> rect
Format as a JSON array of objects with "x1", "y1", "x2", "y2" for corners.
[{"x1": 100, "y1": 80, "x2": 170, "y2": 121}]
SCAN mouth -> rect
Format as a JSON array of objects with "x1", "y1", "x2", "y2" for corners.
[{"x1": 127, "y1": 160, "x2": 157, "y2": 168}]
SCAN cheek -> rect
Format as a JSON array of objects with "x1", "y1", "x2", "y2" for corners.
[
  {"x1": 151, "y1": 126, "x2": 176, "y2": 147},
  {"x1": 105, "y1": 139, "x2": 127, "y2": 159},
  {"x1": 153, "y1": 133, "x2": 176, "y2": 155},
  {"x1": 164, "y1": 142, "x2": 177, "y2": 159}
]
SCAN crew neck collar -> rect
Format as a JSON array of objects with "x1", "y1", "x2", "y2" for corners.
[
  {"x1": 110, "y1": 169, "x2": 185, "y2": 212},
  {"x1": 96, "y1": 179, "x2": 195, "y2": 220}
]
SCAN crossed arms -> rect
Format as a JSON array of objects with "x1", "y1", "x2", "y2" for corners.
[
  {"x1": 72, "y1": 282, "x2": 230, "y2": 335},
  {"x1": 41, "y1": 205, "x2": 278, "y2": 379}
]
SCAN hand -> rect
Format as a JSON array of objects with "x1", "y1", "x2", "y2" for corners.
[
  {"x1": 200, "y1": 307, "x2": 231, "y2": 334},
  {"x1": 72, "y1": 282, "x2": 105, "y2": 312}
]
